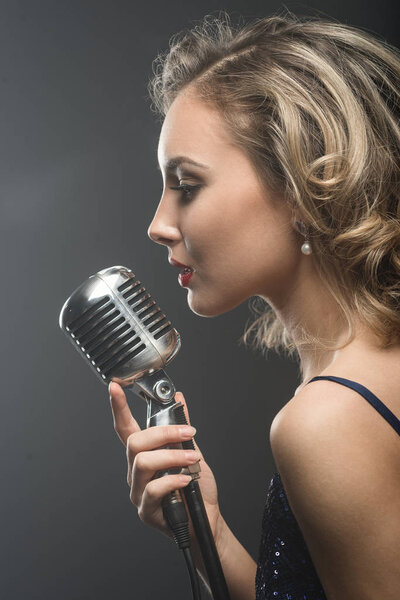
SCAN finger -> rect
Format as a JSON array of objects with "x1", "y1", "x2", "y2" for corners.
[
  {"x1": 126, "y1": 423, "x2": 197, "y2": 466},
  {"x1": 129, "y1": 447, "x2": 200, "y2": 501},
  {"x1": 109, "y1": 381, "x2": 141, "y2": 446},
  {"x1": 135, "y1": 474, "x2": 192, "y2": 522}
]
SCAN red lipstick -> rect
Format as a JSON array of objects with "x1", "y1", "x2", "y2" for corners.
[
  {"x1": 178, "y1": 269, "x2": 194, "y2": 287},
  {"x1": 169, "y1": 258, "x2": 190, "y2": 268},
  {"x1": 169, "y1": 258, "x2": 195, "y2": 287}
]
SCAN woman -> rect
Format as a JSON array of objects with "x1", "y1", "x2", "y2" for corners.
[{"x1": 109, "y1": 11, "x2": 400, "y2": 599}]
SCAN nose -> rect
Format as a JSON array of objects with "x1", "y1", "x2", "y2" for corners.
[{"x1": 147, "y1": 201, "x2": 181, "y2": 247}]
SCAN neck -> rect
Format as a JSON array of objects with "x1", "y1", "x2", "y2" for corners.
[{"x1": 264, "y1": 257, "x2": 349, "y2": 386}]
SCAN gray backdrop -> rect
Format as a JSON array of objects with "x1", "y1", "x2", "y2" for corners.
[{"x1": 1, "y1": 1, "x2": 398, "y2": 598}]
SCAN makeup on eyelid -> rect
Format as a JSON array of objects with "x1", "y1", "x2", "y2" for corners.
[{"x1": 169, "y1": 183, "x2": 202, "y2": 198}]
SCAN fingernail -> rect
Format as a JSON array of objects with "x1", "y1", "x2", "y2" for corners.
[
  {"x1": 179, "y1": 474, "x2": 192, "y2": 483},
  {"x1": 179, "y1": 426, "x2": 196, "y2": 438},
  {"x1": 184, "y1": 450, "x2": 199, "y2": 463}
]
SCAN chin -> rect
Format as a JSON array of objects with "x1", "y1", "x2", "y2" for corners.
[{"x1": 186, "y1": 289, "x2": 245, "y2": 318}]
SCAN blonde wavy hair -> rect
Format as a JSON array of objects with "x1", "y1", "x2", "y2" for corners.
[{"x1": 148, "y1": 10, "x2": 400, "y2": 361}]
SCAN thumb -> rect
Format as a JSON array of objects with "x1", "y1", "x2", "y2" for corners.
[{"x1": 109, "y1": 381, "x2": 141, "y2": 446}]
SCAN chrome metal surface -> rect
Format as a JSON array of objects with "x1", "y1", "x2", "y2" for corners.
[
  {"x1": 133, "y1": 369, "x2": 176, "y2": 404},
  {"x1": 59, "y1": 266, "x2": 181, "y2": 388}
]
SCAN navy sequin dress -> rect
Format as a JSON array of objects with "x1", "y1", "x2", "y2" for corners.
[
  {"x1": 255, "y1": 375, "x2": 400, "y2": 600},
  {"x1": 255, "y1": 470, "x2": 326, "y2": 600}
]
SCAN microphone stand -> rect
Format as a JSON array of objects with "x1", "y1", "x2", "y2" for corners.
[{"x1": 133, "y1": 369, "x2": 230, "y2": 600}]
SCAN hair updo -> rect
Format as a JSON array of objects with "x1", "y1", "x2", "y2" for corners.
[{"x1": 148, "y1": 10, "x2": 400, "y2": 360}]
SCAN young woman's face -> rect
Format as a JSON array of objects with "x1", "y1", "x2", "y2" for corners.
[{"x1": 148, "y1": 88, "x2": 303, "y2": 317}]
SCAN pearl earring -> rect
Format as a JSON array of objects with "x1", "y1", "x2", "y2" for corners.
[
  {"x1": 295, "y1": 220, "x2": 313, "y2": 255},
  {"x1": 301, "y1": 239, "x2": 312, "y2": 255}
]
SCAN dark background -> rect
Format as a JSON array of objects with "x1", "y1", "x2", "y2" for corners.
[{"x1": 1, "y1": 1, "x2": 398, "y2": 598}]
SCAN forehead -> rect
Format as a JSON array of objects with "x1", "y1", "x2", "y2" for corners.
[{"x1": 157, "y1": 90, "x2": 234, "y2": 168}]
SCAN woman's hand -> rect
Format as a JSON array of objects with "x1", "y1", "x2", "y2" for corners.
[{"x1": 109, "y1": 382, "x2": 223, "y2": 547}]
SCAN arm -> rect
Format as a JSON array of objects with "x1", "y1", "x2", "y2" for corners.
[{"x1": 190, "y1": 515, "x2": 257, "y2": 600}]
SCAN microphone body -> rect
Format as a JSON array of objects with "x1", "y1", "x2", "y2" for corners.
[{"x1": 59, "y1": 266, "x2": 230, "y2": 600}]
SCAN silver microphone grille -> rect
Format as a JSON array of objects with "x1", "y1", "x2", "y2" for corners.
[{"x1": 59, "y1": 266, "x2": 181, "y2": 386}]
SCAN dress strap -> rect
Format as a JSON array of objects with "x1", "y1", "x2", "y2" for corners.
[{"x1": 308, "y1": 375, "x2": 400, "y2": 437}]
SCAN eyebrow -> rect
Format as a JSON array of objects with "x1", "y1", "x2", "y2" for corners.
[{"x1": 157, "y1": 156, "x2": 209, "y2": 172}]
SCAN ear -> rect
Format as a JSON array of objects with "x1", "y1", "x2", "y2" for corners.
[{"x1": 293, "y1": 219, "x2": 308, "y2": 236}]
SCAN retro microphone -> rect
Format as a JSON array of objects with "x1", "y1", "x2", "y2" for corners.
[{"x1": 59, "y1": 265, "x2": 230, "y2": 600}]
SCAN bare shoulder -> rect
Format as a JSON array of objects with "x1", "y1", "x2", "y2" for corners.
[
  {"x1": 271, "y1": 373, "x2": 400, "y2": 473},
  {"x1": 269, "y1": 380, "x2": 400, "y2": 599}
]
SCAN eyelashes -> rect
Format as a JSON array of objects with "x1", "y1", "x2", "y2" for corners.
[{"x1": 169, "y1": 183, "x2": 202, "y2": 200}]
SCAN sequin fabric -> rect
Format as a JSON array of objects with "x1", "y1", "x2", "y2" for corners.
[{"x1": 255, "y1": 471, "x2": 327, "y2": 600}]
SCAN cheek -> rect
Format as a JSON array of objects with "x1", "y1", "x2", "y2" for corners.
[
  {"x1": 183, "y1": 189, "x2": 298, "y2": 301},
  {"x1": 183, "y1": 203, "x2": 227, "y2": 262},
  {"x1": 207, "y1": 203, "x2": 286, "y2": 275}
]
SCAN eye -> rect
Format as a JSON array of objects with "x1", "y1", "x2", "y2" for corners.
[{"x1": 169, "y1": 183, "x2": 202, "y2": 200}]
